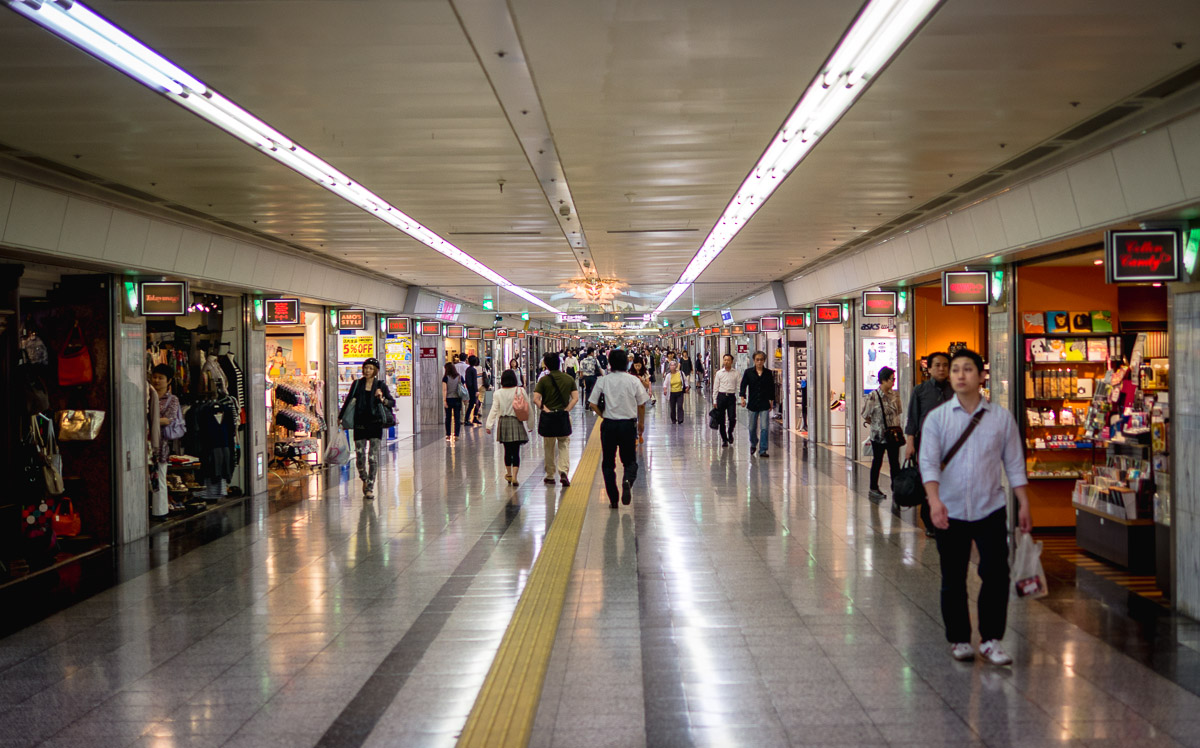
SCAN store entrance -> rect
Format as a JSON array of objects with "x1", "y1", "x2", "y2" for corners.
[{"x1": 266, "y1": 307, "x2": 326, "y2": 479}]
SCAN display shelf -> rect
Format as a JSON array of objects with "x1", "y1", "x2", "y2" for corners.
[
  {"x1": 1029, "y1": 332, "x2": 1116, "y2": 338},
  {"x1": 1073, "y1": 501, "x2": 1153, "y2": 527},
  {"x1": 1028, "y1": 473, "x2": 1085, "y2": 480},
  {"x1": 1027, "y1": 445, "x2": 1093, "y2": 451}
]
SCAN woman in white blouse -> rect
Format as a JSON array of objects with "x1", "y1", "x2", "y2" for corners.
[{"x1": 486, "y1": 369, "x2": 530, "y2": 485}]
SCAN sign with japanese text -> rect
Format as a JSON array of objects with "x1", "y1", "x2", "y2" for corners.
[
  {"x1": 265, "y1": 298, "x2": 300, "y2": 325},
  {"x1": 396, "y1": 377, "x2": 412, "y2": 397},
  {"x1": 419, "y1": 347, "x2": 438, "y2": 359},
  {"x1": 744, "y1": 322, "x2": 759, "y2": 333},
  {"x1": 783, "y1": 313, "x2": 806, "y2": 329},
  {"x1": 1106, "y1": 229, "x2": 1181, "y2": 283},
  {"x1": 815, "y1": 304, "x2": 843, "y2": 323},
  {"x1": 340, "y1": 335, "x2": 375, "y2": 361},
  {"x1": 445, "y1": 325, "x2": 466, "y2": 338},
  {"x1": 942, "y1": 271, "x2": 989, "y2": 305},
  {"x1": 497, "y1": 328, "x2": 509, "y2": 337},
  {"x1": 861, "y1": 291, "x2": 897, "y2": 317},
  {"x1": 466, "y1": 328, "x2": 482, "y2": 339},
  {"x1": 730, "y1": 325, "x2": 745, "y2": 335},
  {"x1": 482, "y1": 329, "x2": 496, "y2": 339}
]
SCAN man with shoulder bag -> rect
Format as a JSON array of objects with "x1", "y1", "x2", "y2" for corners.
[
  {"x1": 920, "y1": 349, "x2": 1032, "y2": 667},
  {"x1": 533, "y1": 352, "x2": 579, "y2": 487},
  {"x1": 588, "y1": 349, "x2": 648, "y2": 508},
  {"x1": 903, "y1": 351, "x2": 954, "y2": 534}
]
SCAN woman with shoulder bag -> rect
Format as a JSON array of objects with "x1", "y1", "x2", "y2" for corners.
[
  {"x1": 486, "y1": 369, "x2": 529, "y2": 485},
  {"x1": 442, "y1": 362, "x2": 464, "y2": 443},
  {"x1": 861, "y1": 366, "x2": 904, "y2": 503},
  {"x1": 337, "y1": 357, "x2": 395, "y2": 499}
]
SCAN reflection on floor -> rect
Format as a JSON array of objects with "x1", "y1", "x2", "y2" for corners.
[{"x1": 1041, "y1": 532, "x2": 1166, "y2": 602}]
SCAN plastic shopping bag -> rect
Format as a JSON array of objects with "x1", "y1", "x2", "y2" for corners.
[
  {"x1": 1011, "y1": 532, "x2": 1048, "y2": 600},
  {"x1": 323, "y1": 430, "x2": 352, "y2": 467}
]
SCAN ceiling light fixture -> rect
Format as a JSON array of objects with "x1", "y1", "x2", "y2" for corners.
[
  {"x1": 654, "y1": 0, "x2": 942, "y2": 314},
  {"x1": 5, "y1": 0, "x2": 559, "y2": 314}
]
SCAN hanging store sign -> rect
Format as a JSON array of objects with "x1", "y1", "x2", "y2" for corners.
[
  {"x1": 744, "y1": 322, "x2": 759, "y2": 333},
  {"x1": 942, "y1": 271, "x2": 989, "y2": 305},
  {"x1": 482, "y1": 329, "x2": 496, "y2": 339},
  {"x1": 783, "y1": 312, "x2": 807, "y2": 329},
  {"x1": 337, "y1": 308, "x2": 366, "y2": 330},
  {"x1": 1105, "y1": 229, "x2": 1181, "y2": 283},
  {"x1": 340, "y1": 335, "x2": 375, "y2": 361},
  {"x1": 139, "y1": 281, "x2": 187, "y2": 316},
  {"x1": 466, "y1": 328, "x2": 483, "y2": 340},
  {"x1": 861, "y1": 291, "x2": 897, "y2": 317},
  {"x1": 815, "y1": 304, "x2": 843, "y2": 323},
  {"x1": 759, "y1": 316, "x2": 780, "y2": 332},
  {"x1": 516, "y1": 331, "x2": 526, "y2": 339},
  {"x1": 418, "y1": 321, "x2": 441, "y2": 336},
  {"x1": 730, "y1": 324, "x2": 746, "y2": 335},
  {"x1": 720, "y1": 309, "x2": 734, "y2": 325},
  {"x1": 496, "y1": 328, "x2": 509, "y2": 337},
  {"x1": 444, "y1": 325, "x2": 466, "y2": 338},
  {"x1": 265, "y1": 298, "x2": 300, "y2": 325},
  {"x1": 384, "y1": 317, "x2": 410, "y2": 335}
]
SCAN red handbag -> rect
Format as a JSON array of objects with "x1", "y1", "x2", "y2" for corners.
[
  {"x1": 53, "y1": 497, "x2": 82, "y2": 537},
  {"x1": 58, "y1": 322, "x2": 93, "y2": 386}
]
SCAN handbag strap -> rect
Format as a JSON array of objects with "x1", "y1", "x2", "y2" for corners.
[
  {"x1": 552, "y1": 374, "x2": 569, "y2": 411},
  {"x1": 940, "y1": 408, "x2": 985, "y2": 471}
]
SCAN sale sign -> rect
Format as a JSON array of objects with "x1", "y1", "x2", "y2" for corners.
[
  {"x1": 340, "y1": 336, "x2": 375, "y2": 361},
  {"x1": 1106, "y1": 229, "x2": 1180, "y2": 283}
]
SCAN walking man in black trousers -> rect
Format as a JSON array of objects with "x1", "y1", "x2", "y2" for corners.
[{"x1": 589, "y1": 349, "x2": 648, "y2": 507}]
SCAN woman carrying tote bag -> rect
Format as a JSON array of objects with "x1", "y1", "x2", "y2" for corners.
[
  {"x1": 860, "y1": 366, "x2": 904, "y2": 503},
  {"x1": 486, "y1": 369, "x2": 529, "y2": 485}
]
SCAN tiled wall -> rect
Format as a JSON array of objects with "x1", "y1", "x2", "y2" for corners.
[{"x1": 1174, "y1": 290, "x2": 1200, "y2": 619}]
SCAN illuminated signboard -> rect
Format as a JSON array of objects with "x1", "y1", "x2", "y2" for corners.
[
  {"x1": 139, "y1": 281, "x2": 187, "y2": 316},
  {"x1": 559, "y1": 314, "x2": 588, "y2": 323},
  {"x1": 730, "y1": 324, "x2": 745, "y2": 335},
  {"x1": 783, "y1": 313, "x2": 806, "y2": 328},
  {"x1": 1106, "y1": 229, "x2": 1181, "y2": 283},
  {"x1": 337, "y1": 308, "x2": 366, "y2": 330},
  {"x1": 744, "y1": 322, "x2": 759, "y2": 333},
  {"x1": 942, "y1": 271, "x2": 990, "y2": 305},
  {"x1": 482, "y1": 329, "x2": 496, "y2": 339},
  {"x1": 385, "y1": 317, "x2": 410, "y2": 335},
  {"x1": 435, "y1": 299, "x2": 461, "y2": 322},
  {"x1": 265, "y1": 298, "x2": 300, "y2": 325},
  {"x1": 466, "y1": 328, "x2": 483, "y2": 340},
  {"x1": 445, "y1": 325, "x2": 466, "y2": 338},
  {"x1": 418, "y1": 321, "x2": 442, "y2": 336},
  {"x1": 759, "y1": 316, "x2": 780, "y2": 332},
  {"x1": 517, "y1": 331, "x2": 526, "y2": 339},
  {"x1": 815, "y1": 303, "x2": 843, "y2": 323},
  {"x1": 861, "y1": 291, "x2": 897, "y2": 317},
  {"x1": 496, "y1": 328, "x2": 509, "y2": 337}
]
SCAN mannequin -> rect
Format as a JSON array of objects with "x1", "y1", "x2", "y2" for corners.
[
  {"x1": 195, "y1": 378, "x2": 237, "y2": 500},
  {"x1": 201, "y1": 354, "x2": 227, "y2": 395},
  {"x1": 218, "y1": 348, "x2": 246, "y2": 412}
]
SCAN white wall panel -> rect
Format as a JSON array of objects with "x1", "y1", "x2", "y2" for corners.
[
  {"x1": 906, "y1": 227, "x2": 934, "y2": 271},
  {"x1": 1067, "y1": 153, "x2": 1128, "y2": 228},
  {"x1": 948, "y1": 211, "x2": 980, "y2": 261},
  {"x1": 969, "y1": 200, "x2": 1008, "y2": 256},
  {"x1": 273, "y1": 262, "x2": 296, "y2": 294},
  {"x1": 996, "y1": 186, "x2": 1041, "y2": 247},
  {"x1": 203, "y1": 237, "x2": 236, "y2": 281},
  {"x1": 251, "y1": 252, "x2": 276, "y2": 290},
  {"x1": 875, "y1": 243, "x2": 898, "y2": 282},
  {"x1": 103, "y1": 211, "x2": 149, "y2": 267},
  {"x1": 5, "y1": 183, "x2": 67, "y2": 250},
  {"x1": 175, "y1": 228, "x2": 211, "y2": 276},
  {"x1": 57, "y1": 197, "x2": 112, "y2": 260},
  {"x1": 1170, "y1": 112, "x2": 1200, "y2": 199},
  {"x1": 852, "y1": 252, "x2": 871, "y2": 288},
  {"x1": 889, "y1": 236, "x2": 916, "y2": 278},
  {"x1": 1114, "y1": 129, "x2": 1187, "y2": 214},
  {"x1": 229, "y1": 243, "x2": 259, "y2": 287},
  {"x1": 143, "y1": 221, "x2": 182, "y2": 272},
  {"x1": 926, "y1": 220, "x2": 956, "y2": 266},
  {"x1": 1029, "y1": 171, "x2": 1080, "y2": 238},
  {"x1": 0, "y1": 177, "x2": 14, "y2": 239}
]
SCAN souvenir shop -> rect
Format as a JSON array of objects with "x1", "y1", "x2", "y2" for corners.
[
  {"x1": 144, "y1": 284, "x2": 249, "y2": 520},
  {"x1": 265, "y1": 299, "x2": 327, "y2": 475},
  {"x1": 1014, "y1": 241, "x2": 1171, "y2": 589},
  {"x1": 1, "y1": 262, "x2": 117, "y2": 584}
]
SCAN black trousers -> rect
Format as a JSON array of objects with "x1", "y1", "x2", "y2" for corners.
[
  {"x1": 444, "y1": 398, "x2": 462, "y2": 436},
  {"x1": 466, "y1": 393, "x2": 481, "y2": 423},
  {"x1": 669, "y1": 391, "x2": 684, "y2": 423},
  {"x1": 934, "y1": 507, "x2": 1010, "y2": 643},
  {"x1": 503, "y1": 441, "x2": 521, "y2": 467},
  {"x1": 600, "y1": 418, "x2": 638, "y2": 502},
  {"x1": 869, "y1": 439, "x2": 901, "y2": 491},
  {"x1": 716, "y1": 393, "x2": 737, "y2": 443},
  {"x1": 582, "y1": 375, "x2": 598, "y2": 402}
]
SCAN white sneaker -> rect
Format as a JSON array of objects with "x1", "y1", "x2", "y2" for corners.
[
  {"x1": 979, "y1": 640, "x2": 1013, "y2": 666},
  {"x1": 950, "y1": 642, "x2": 975, "y2": 661}
]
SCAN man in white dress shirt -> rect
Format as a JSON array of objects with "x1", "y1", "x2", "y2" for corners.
[
  {"x1": 588, "y1": 349, "x2": 648, "y2": 508},
  {"x1": 712, "y1": 354, "x2": 740, "y2": 446}
]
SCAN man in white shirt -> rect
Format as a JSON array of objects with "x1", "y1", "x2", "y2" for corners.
[
  {"x1": 920, "y1": 348, "x2": 1032, "y2": 667},
  {"x1": 453, "y1": 354, "x2": 468, "y2": 380},
  {"x1": 712, "y1": 353, "x2": 740, "y2": 446},
  {"x1": 588, "y1": 349, "x2": 648, "y2": 508}
]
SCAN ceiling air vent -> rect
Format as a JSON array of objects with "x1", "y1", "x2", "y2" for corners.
[
  {"x1": 1056, "y1": 104, "x2": 1142, "y2": 142},
  {"x1": 1140, "y1": 60, "x2": 1200, "y2": 99},
  {"x1": 13, "y1": 155, "x2": 102, "y2": 183},
  {"x1": 99, "y1": 182, "x2": 165, "y2": 203},
  {"x1": 996, "y1": 145, "x2": 1060, "y2": 172},
  {"x1": 953, "y1": 172, "x2": 1003, "y2": 195},
  {"x1": 917, "y1": 194, "x2": 955, "y2": 213},
  {"x1": 606, "y1": 228, "x2": 699, "y2": 234},
  {"x1": 163, "y1": 203, "x2": 214, "y2": 221}
]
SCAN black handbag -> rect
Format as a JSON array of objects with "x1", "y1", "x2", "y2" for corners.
[
  {"x1": 877, "y1": 392, "x2": 905, "y2": 447},
  {"x1": 537, "y1": 375, "x2": 573, "y2": 438},
  {"x1": 708, "y1": 406, "x2": 721, "y2": 430},
  {"x1": 373, "y1": 397, "x2": 396, "y2": 428},
  {"x1": 893, "y1": 409, "x2": 985, "y2": 508}
]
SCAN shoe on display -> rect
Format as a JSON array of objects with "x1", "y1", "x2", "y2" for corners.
[
  {"x1": 621, "y1": 479, "x2": 632, "y2": 505},
  {"x1": 979, "y1": 640, "x2": 1013, "y2": 666},
  {"x1": 950, "y1": 643, "x2": 975, "y2": 661}
]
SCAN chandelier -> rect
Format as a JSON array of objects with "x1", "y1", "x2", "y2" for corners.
[{"x1": 562, "y1": 276, "x2": 625, "y2": 305}]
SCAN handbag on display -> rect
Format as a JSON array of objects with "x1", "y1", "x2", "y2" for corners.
[
  {"x1": 57, "y1": 322, "x2": 94, "y2": 386},
  {"x1": 52, "y1": 497, "x2": 82, "y2": 537},
  {"x1": 57, "y1": 409, "x2": 106, "y2": 441},
  {"x1": 31, "y1": 417, "x2": 65, "y2": 496}
]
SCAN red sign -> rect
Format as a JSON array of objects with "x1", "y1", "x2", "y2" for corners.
[
  {"x1": 517, "y1": 331, "x2": 526, "y2": 339},
  {"x1": 419, "y1": 321, "x2": 441, "y2": 336},
  {"x1": 862, "y1": 291, "x2": 897, "y2": 317},
  {"x1": 419, "y1": 347, "x2": 437, "y2": 359},
  {"x1": 759, "y1": 316, "x2": 780, "y2": 332},
  {"x1": 445, "y1": 325, "x2": 466, "y2": 338},
  {"x1": 385, "y1": 317, "x2": 410, "y2": 335},
  {"x1": 337, "y1": 309, "x2": 366, "y2": 330},
  {"x1": 497, "y1": 328, "x2": 509, "y2": 337},
  {"x1": 1106, "y1": 229, "x2": 1180, "y2": 283},
  {"x1": 466, "y1": 328, "x2": 482, "y2": 339},
  {"x1": 815, "y1": 304, "x2": 842, "y2": 323},
  {"x1": 744, "y1": 322, "x2": 759, "y2": 333},
  {"x1": 482, "y1": 329, "x2": 496, "y2": 339},
  {"x1": 942, "y1": 271, "x2": 989, "y2": 305},
  {"x1": 783, "y1": 313, "x2": 806, "y2": 329},
  {"x1": 737, "y1": 344, "x2": 749, "y2": 353},
  {"x1": 265, "y1": 298, "x2": 300, "y2": 325}
]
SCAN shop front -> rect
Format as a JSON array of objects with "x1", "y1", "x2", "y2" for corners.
[
  {"x1": 782, "y1": 313, "x2": 809, "y2": 434},
  {"x1": 265, "y1": 300, "x2": 327, "y2": 478},
  {"x1": 809, "y1": 303, "x2": 848, "y2": 447},
  {"x1": 382, "y1": 316, "x2": 415, "y2": 438}
]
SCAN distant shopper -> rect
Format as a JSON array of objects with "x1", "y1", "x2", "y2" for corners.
[
  {"x1": 905, "y1": 351, "x2": 954, "y2": 535},
  {"x1": 920, "y1": 348, "x2": 1031, "y2": 666},
  {"x1": 680, "y1": 353, "x2": 693, "y2": 380},
  {"x1": 149, "y1": 364, "x2": 185, "y2": 516},
  {"x1": 453, "y1": 353, "x2": 468, "y2": 380},
  {"x1": 338, "y1": 357, "x2": 395, "y2": 499},
  {"x1": 506, "y1": 357, "x2": 525, "y2": 388},
  {"x1": 465, "y1": 355, "x2": 484, "y2": 426},
  {"x1": 442, "y1": 362, "x2": 464, "y2": 442},
  {"x1": 663, "y1": 360, "x2": 688, "y2": 424},
  {"x1": 631, "y1": 357, "x2": 653, "y2": 424},
  {"x1": 579, "y1": 348, "x2": 601, "y2": 402},
  {"x1": 533, "y1": 352, "x2": 579, "y2": 486},
  {"x1": 486, "y1": 369, "x2": 529, "y2": 486},
  {"x1": 694, "y1": 353, "x2": 705, "y2": 388},
  {"x1": 589, "y1": 349, "x2": 648, "y2": 507},
  {"x1": 564, "y1": 350, "x2": 579, "y2": 379},
  {"x1": 739, "y1": 351, "x2": 775, "y2": 457},
  {"x1": 713, "y1": 354, "x2": 739, "y2": 447},
  {"x1": 860, "y1": 366, "x2": 903, "y2": 503}
]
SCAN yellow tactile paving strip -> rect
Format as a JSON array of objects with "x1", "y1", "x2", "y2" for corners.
[{"x1": 456, "y1": 419, "x2": 604, "y2": 748}]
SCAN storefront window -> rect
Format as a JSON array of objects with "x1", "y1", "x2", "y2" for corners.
[{"x1": 266, "y1": 308, "x2": 325, "y2": 474}]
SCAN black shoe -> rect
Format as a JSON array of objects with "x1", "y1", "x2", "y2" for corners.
[
  {"x1": 759, "y1": 452, "x2": 768, "y2": 458},
  {"x1": 560, "y1": 472, "x2": 571, "y2": 487},
  {"x1": 925, "y1": 528, "x2": 937, "y2": 538},
  {"x1": 609, "y1": 494, "x2": 620, "y2": 508},
  {"x1": 544, "y1": 477, "x2": 557, "y2": 485},
  {"x1": 621, "y1": 479, "x2": 632, "y2": 505}
]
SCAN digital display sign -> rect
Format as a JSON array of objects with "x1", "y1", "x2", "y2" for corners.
[
  {"x1": 444, "y1": 325, "x2": 466, "y2": 338},
  {"x1": 265, "y1": 298, "x2": 300, "y2": 325},
  {"x1": 385, "y1": 317, "x2": 410, "y2": 335},
  {"x1": 815, "y1": 303, "x2": 843, "y2": 323},
  {"x1": 783, "y1": 313, "x2": 807, "y2": 328},
  {"x1": 418, "y1": 321, "x2": 442, "y2": 336},
  {"x1": 744, "y1": 322, "x2": 759, "y2": 333},
  {"x1": 942, "y1": 271, "x2": 990, "y2": 305},
  {"x1": 139, "y1": 281, "x2": 187, "y2": 316},
  {"x1": 730, "y1": 325, "x2": 745, "y2": 335},
  {"x1": 337, "y1": 309, "x2": 366, "y2": 330},
  {"x1": 482, "y1": 329, "x2": 496, "y2": 339},
  {"x1": 496, "y1": 328, "x2": 509, "y2": 337},
  {"x1": 861, "y1": 291, "x2": 897, "y2": 317},
  {"x1": 759, "y1": 316, "x2": 780, "y2": 332},
  {"x1": 1106, "y1": 229, "x2": 1181, "y2": 283},
  {"x1": 466, "y1": 328, "x2": 482, "y2": 339}
]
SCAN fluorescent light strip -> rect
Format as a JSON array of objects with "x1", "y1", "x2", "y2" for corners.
[
  {"x1": 5, "y1": 0, "x2": 560, "y2": 315},
  {"x1": 653, "y1": 0, "x2": 940, "y2": 315}
]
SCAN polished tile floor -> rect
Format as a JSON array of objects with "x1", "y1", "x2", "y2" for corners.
[{"x1": 2, "y1": 390, "x2": 1200, "y2": 747}]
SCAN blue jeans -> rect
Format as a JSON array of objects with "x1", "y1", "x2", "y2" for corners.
[{"x1": 747, "y1": 409, "x2": 769, "y2": 453}]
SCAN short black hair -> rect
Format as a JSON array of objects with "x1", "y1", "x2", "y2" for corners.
[
  {"x1": 500, "y1": 369, "x2": 517, "y2": 388},
  {"x1": 542, "y1": 351, "x2": 560, "y2": 371},
  {"x1": 927, "y1": 351, "x2": 951, "y2": 366},
  {"x1": 467, "y1": 355, "x2": 479, "y2": 366},
  {"x1": 877, "y1": 366, "x2": 895, "y2": 383},
  {"x1": 608, "y1": 349, "x2": 629, "y2": 371},
  {"x1": 950, "y1": 348, "x2": 984, "y2": 374}
]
